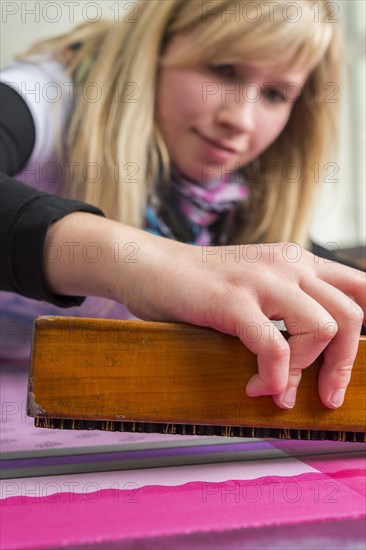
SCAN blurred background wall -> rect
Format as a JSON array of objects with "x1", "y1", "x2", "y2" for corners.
[{"x1": 1, "y1": 0, "x2": 365, "y2": 248}]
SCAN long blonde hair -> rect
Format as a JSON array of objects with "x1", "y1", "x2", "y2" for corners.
[{"x1": 19, "y1": 0, "x2": 344, "y2": 245}]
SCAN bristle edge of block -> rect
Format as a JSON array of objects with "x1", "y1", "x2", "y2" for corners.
[{"x1": 34, "y1": 417, "x2": 366, "y2": 443}]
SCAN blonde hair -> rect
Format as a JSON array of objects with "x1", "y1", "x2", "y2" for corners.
[{"x1": 19, "y1": 0, "x2": 345, "y2": 245}]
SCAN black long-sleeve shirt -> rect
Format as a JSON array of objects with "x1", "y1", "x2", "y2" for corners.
[{"x1": 0, "y1": 81, "x2": 104, "y2": 306}]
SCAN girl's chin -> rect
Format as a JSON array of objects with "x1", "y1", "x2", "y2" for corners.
[
  {"x1": 173, "y1": 163, "x2": 241, "y2": 184},
  {"x1": 171, "y1": 164, "x2": 203, "y2": 183}
]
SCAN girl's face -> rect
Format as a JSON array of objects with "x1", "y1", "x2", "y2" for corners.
[{"x1": 156, "y1": 35, "x2": 311, "y2": 183}]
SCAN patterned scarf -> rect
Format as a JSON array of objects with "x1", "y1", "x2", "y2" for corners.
[{"x1": 145, "y1": 167, "x2": 249, "y2": 245}]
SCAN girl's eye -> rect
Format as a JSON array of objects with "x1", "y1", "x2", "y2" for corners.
[
  {"x1": 263, "y1": 87, "x2": 286, "y2": 104},
  {"x1": 209, "y1": 64, "x2": 236, "y2": 78}
]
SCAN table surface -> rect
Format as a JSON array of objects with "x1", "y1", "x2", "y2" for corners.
[{"x1": 1, "y1": 366, "x2": 365, "y2": 550}]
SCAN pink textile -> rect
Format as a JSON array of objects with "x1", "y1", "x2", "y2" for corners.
[
  {"x1": 1, "y1": 469, "x2": 365, "y2": 549},
  {"x1": 1, "y1": 441, "x2": 365, "y2": 549},
  {"x1": 1, "y1": 369, "x2": 365, "y2": 549}
]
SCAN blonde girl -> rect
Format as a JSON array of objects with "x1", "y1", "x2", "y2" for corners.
[
  {"x1": 22, "y1": 0, "x2": 341, "y2": 245},
  {"x1": 1, "y1": 1, "x2": 364, "y2": 411}
]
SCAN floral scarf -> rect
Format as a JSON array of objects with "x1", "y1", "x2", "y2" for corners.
[{"x1": 145, "y1": 167, "x2": 249, "y2": 245}]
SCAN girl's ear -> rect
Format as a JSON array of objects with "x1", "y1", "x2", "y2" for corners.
[
  {"x1": 160, "y1": 33, "x2": 172, "y2": 56},
  {"x1": 58, "y1": 42, "x2": 82, "y2": 65}
]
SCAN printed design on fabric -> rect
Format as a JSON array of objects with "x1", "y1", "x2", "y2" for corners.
[{"x1": 145, "y1": 167, "x2": 249, "y2": 245}]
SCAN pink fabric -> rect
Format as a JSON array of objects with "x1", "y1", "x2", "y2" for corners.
[
  {"x1": 1, "y1": 371, "x2": 365, "y2": 549},
  {"x1": 1, "y1": 448, "x2": 365, "y2": 549},
  {"x1": 270, "y1": 439, "x2": 366, "y2": 497}
]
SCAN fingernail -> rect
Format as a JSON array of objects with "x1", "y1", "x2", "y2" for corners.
[
  {"x1": 281, "y1": 388, "x2": 297, "y2": 408},
  {"x1": 329, "y1": 389, "x2": 346, "y2": 408}
]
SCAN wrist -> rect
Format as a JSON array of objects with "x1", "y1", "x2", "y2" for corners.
[{"x1": 43, "y1": 212, "x2": 127, "y2": 300}]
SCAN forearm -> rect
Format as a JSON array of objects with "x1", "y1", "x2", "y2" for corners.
[{"x1": 43, "y1": 212, "x2": 184, "y2": 314}]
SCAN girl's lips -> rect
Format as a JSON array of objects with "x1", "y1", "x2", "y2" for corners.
[
  {"x1": 196, "y1": 131, "x2": 239, "y2": 161},
  {"x1": 202, "y1": 133, "x2": 238, "y2": 152}
]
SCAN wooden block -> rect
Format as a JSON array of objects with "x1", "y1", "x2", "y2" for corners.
[{"x1": 28, "y1": 317, "x2": 366, "y2": 436}]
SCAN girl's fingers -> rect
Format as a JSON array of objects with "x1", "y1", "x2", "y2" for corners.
[
  {"x1": 228, "y1": 306, "x2": 291, "y2": 398},
  {"x1": 272, "y1": 333, "x2": 336, "y2": 409},
  {"x1": 300, "y1": 278, "x2": 364, "y2": 408},
  {"x1": 315, "y1": 260, "x2": 366, "y2": 314},
  {"x1": 236, "y1": 290, "x2": 334, "y2": 400},
  {"x1": 272, "y1": 278, "x2": 363, "y2": 409},
  {"x1": 267, "y1": 287, "x2": 337, "y2": 409}
]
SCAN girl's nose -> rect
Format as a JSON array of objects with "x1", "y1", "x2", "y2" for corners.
[{"x1": 216, "y1": 95, "x2": 256, "y2": 134}]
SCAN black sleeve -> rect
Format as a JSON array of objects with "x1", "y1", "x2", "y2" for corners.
[
  {"x1": 0, "y1": 82, "x2": 36, "y2": 176},
  {"x1": 0, "y1": 81, "x2": 106, "y2": 307},
  {"x1": 311, "y1": 242, "x2": 366, "y2": 335},
  {"x1": 310, "y1": 241, "x2": 365, "y2": 272},
  {"x1": 0, "y1": 174, "x2": 105, "y2": 306}
]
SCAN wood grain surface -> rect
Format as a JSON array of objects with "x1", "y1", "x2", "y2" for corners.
[{"x1": 28, "y1": 317, "x2": 366, "y2": 433}]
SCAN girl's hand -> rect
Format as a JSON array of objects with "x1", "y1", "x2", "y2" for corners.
[
  {"x1": 44, "y1": 214, "x2": 365, "y2": 410},
  {"x1": 127, "y1": 239, "x2": 365, "y2": 410}
]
